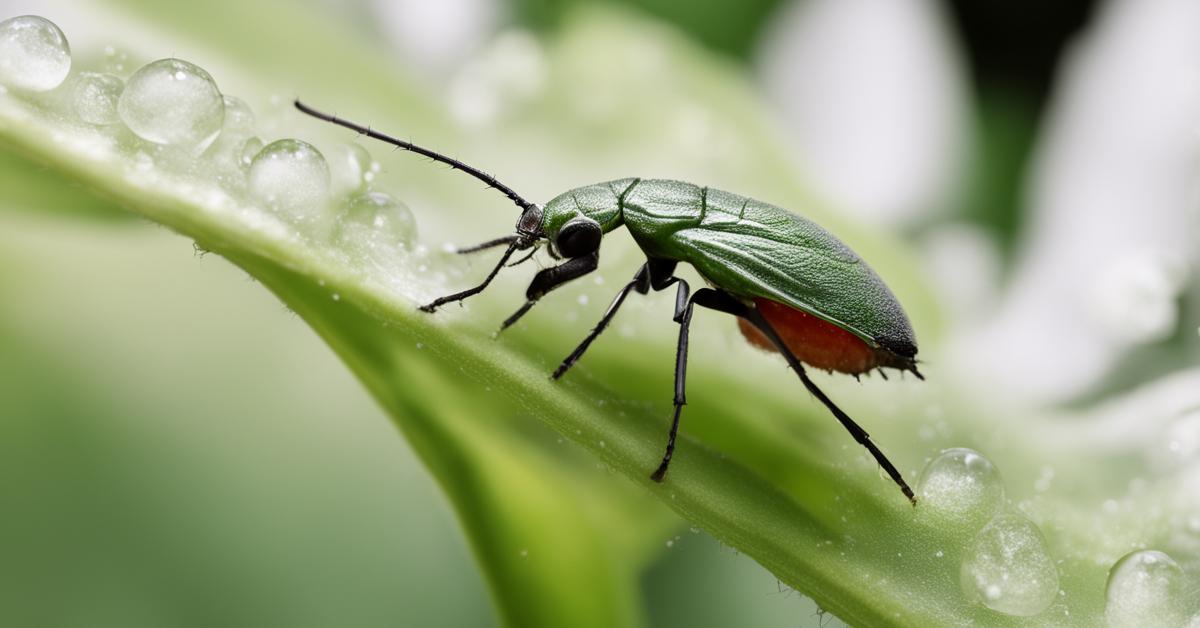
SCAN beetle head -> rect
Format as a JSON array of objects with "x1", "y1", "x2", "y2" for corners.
[{"x1": 513, "y1": 204, "x2": 544, "y2": 250}]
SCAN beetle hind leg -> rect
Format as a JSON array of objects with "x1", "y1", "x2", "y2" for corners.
[
  {"x1": 681, "y1": 290, "x2": 916, "y2": 504},
  {"x1": 739, "y1": 302, "x2": 917, "y2": 505}
]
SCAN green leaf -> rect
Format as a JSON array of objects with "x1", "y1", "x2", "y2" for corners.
[{"x1": 10, "y1": 4, "x2": 1187, "y2": 627}]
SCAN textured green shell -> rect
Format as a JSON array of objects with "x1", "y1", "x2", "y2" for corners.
[{"x1": 616, "y1": 179, "x2": 916, "y2": 356}]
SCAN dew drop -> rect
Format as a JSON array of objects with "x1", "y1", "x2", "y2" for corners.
[
  {"x1": 0, "y1": 16, "x2": 71, "y2": 92},
  {"x1": 917, "y1": 448, "x2": 1005, "y2": 530},
  {"x1": 118, "y1": 58, "x2": 224, "y2": 148},
  {"x1": 330, "y1": 143, "x2": 373, "y2": 197},
  {"x1": 335, "y1": 191, "x2": 417, "y2": 256},
  {"x1": 1105, "y1": 550, "x2": 1190, "y2": 628},
  {"x1": 71, "y1": 72, "x2": 123, "y2": 125},
  {"x1": 219, "y1": 95, "x2": 255, "y2": 139},
  {"x1": 202, "y1": 97, "x2": 258, "y2": 189},
  {"x1": 960, "y1": 513, "x2": 1059, "y2": 616},
  {"x1": 239, "y1": 137, "x2": 264, "y2": 168},
  {"x1": 248, "y1": 139, "x2": 331, "y2": 222}
]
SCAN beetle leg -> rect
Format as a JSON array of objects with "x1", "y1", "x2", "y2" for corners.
[
  {"x1": 552, "y1": 264, "x2": 650, "y2": 379},
  {"x1": 497, "y1": 251, "x2": 599, "y2": 332},
  {"x1": 650, "y1": 279, "x2": 695, "y2": 482},
  {"x1": 552, "y1": 257, "x2": 678, "y2": 378},
  {"x1": 734, "y1": 300, "x2": 916, "y2": 505},
  {"x1": 420, "y1": 241, "x2": 520, "y2": 312}
]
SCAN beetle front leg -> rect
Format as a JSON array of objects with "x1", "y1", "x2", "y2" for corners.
[
  {"x1": 420, "y1": 241, "x2": 520, "y2": 313},
  {"x1": 497, "y1": 251, "x2": 599, "y2": 332},
  {"x1": 552, "y1": 257, "x2": 679, "y2": 379},
  {"x1": 552, "y1": 264, "x2": 650, "y2": 379}
]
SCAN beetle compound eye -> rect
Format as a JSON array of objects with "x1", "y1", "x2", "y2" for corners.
[{"x1": 556, "y1": 219, "x2": 602, "y2": 258}]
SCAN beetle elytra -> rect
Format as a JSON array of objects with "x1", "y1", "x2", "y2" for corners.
[{"x1": 296, "y1": 101, "x2": 922, "y2": 503}]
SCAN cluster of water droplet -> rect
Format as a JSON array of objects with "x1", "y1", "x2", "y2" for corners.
[
  {"x1": 0, "y1": 14, "x2": 418, "y2": 276},
  {"x1": 917, "y1": 448, "x2": 1060, "y2": 617}
]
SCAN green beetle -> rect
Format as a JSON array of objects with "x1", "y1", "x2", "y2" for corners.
[{"x1": 297, "y1": 102, "x2": 922, "y2": 503}]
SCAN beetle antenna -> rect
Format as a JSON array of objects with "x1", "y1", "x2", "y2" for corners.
[{"x1": 294, "y1": 100, "x2": 536, "y2": 212}]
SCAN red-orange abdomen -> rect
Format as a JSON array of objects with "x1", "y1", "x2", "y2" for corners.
[{"x1": 738, "y1": 298, "x2": 879, "y2": 375}]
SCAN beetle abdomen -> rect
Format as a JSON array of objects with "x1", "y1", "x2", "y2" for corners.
[{"x1": 737, "y1": 298, "x2": 882, "y2": 375}]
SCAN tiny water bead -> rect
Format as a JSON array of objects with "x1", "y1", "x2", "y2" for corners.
[
  {"x1": 118, "y1": 58, "x2": 224, "y2": 148},
  {"x1": 219, "y1": 95, "x2": 255, "y2": 138},
  {"x1": 1105, "y1": 550, "x2": 1190, "y2": 628},
  {"x1": 960, "y1": 513, "x2": 1059, "y2": 616},
  {"x1": 917, "y1": 448, "x2": 1005, "y2": 530},
  {"x1": 239, "y1": 137, "x2": 263, "y2": 168},
  {"x1": 202, "y1": 96, "x2": 259, "y2": 188},
  {"x1": 0, "y1": 16, "x2": 71, "y2": 92},
  {"x1": 71, "y1": 72, "x2": 123, "y2": 125},
  {"x1": 330, "y1": 143, "x2": 374, "y2": 197},
  {"x1": 248, "y1": 139, "x2": 331, "y2": 220},
  {"x1": 336, "y1": 191, "x2": 417, "y2": 252}
]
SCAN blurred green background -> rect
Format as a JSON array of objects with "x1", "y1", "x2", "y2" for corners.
[{"x1": 5, "y1": 0, "x2": 1200, "y2": 626}]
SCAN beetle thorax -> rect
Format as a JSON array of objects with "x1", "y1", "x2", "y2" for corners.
[{"x1": 540, "y1": 180, "x2": 632, "y2": 243}]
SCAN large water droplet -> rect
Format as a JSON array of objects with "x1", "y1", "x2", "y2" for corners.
[
  {"x1": 0, "y1": 16, "x2": 71, "y2": 92},
  {"x1": 118, "y1": 58, "x2": 224, "y2": 148},
  {"x1": 336, "y1": 191, "x2": 417, "y2": 256},
  {"x1": 1105, "y1": 550, "x2": 1190, "y2": 628},
  {"x1": 918, "y1": 448, "x2": 1005, "y2": 530},
  {"x1": 71, "y1": 72, "x2": 123, "y2": 125},
  {"x1": 248, "y1": 139, "x2": 331, "y2": 223},
  {"x1": 960, "y1": 513, "x2": 1059, "y2": 616}
]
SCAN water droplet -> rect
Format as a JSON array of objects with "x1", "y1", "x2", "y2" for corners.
[
  {"x1": 0, "y1": 16, "x2": 71, "y2": 92},
  {"x1": 330, "y1": 143, "x2": 373, "y2": 197},
  {"x1": 917, "y1": 448, "x2": 1005, "y2": 530},
  {"x1": 335, "y1": 191, "x2": 417, "y2": 259},
  {"x1": 960, "y1": 513, "x2": 1059, "y2": 616},
  {"x1": 219, "y1": 95, "x2": 255, "y2": 139},
  {"x1": 519, "y1": 549, "x2": 528, "y2": 558},
  {"x1": 1105, "y1": 550, "x2": 1189, "y2": 628},
  {"x1": 239, "y1": 137, "x2": 263, "y2": 168},
  {"x1": 665, "y1": 539, "x2": 674, "y2": 548},
  {"x1": 71, "y1": 72, "x2": 123, "y2": 125},
  {"x1": 118, "y1": 58, "x2": 224, "y2": 148},
  {"x1": 248, "y1": 139, "x2": 331, "y2": 223}
]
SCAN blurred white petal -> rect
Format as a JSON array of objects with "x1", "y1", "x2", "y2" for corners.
[
  {"x1": 921, "y1": 224, "x2": 1002, "y2": 325},
  {"x1": 371, "y1": 0, "x2": 502, "y2": 79},
  {"x1": 756, "y1": 0, "x2": 969, "y2": 225},
  {"x1": 957, "y1": 0, "x2": 1200, "y2": 404},
  {"x1": 448, "y1": 30, "x2": 547, "y2": 128}
]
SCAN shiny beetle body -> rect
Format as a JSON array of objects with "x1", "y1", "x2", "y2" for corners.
[{"x1": 296, "y1": 101, "x2": 922, "y2": 503}]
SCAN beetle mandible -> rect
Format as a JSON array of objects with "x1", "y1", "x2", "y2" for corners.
[{"x1": 296, "y1": 101, "x2": 923, "y2": 503}]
